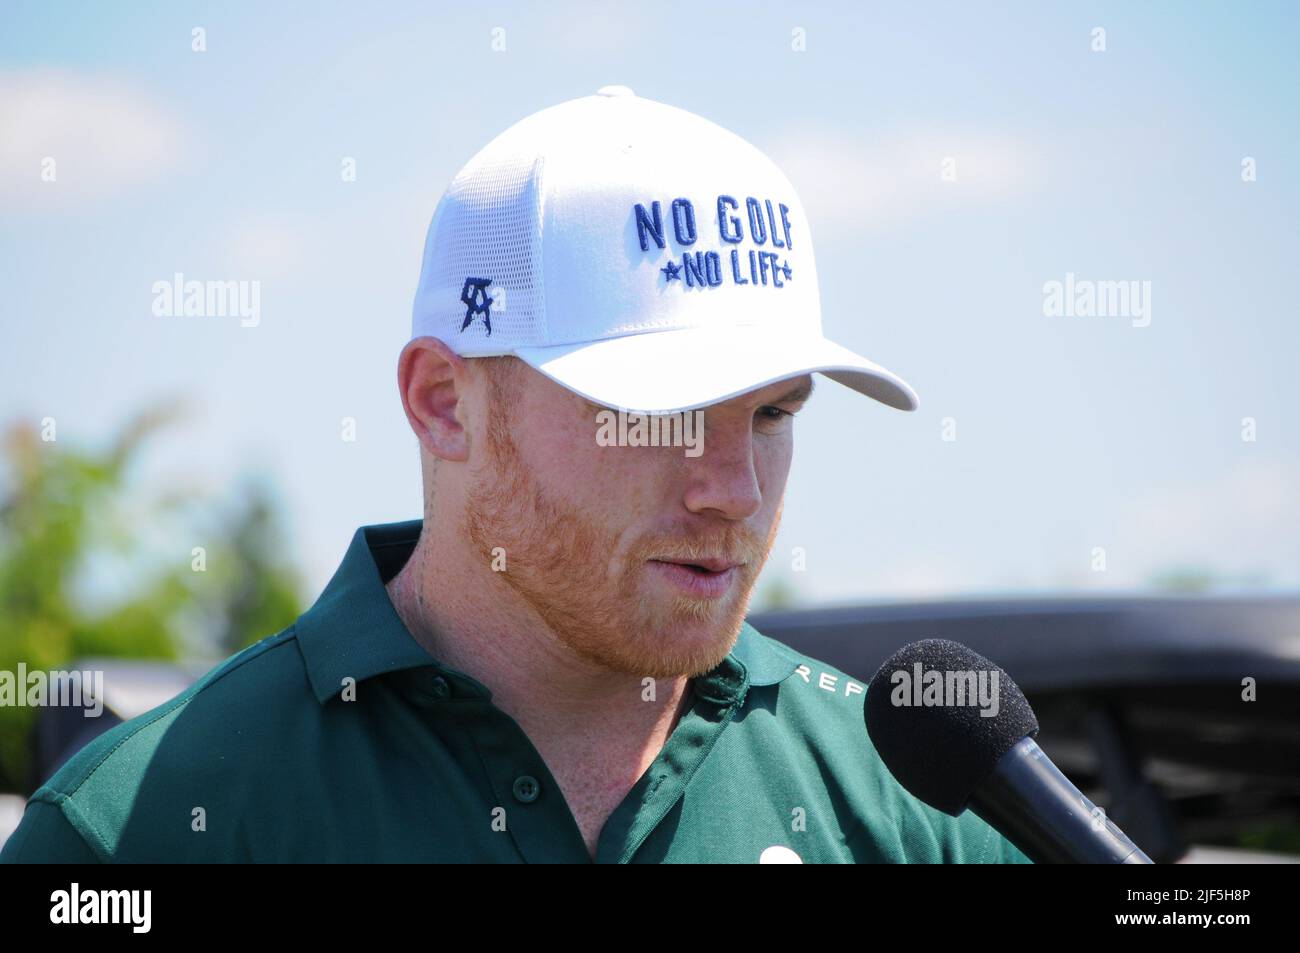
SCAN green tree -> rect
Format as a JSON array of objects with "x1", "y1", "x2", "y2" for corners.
[{"x1": 0, "y1": 405, "x2": 303, "y2": 792}]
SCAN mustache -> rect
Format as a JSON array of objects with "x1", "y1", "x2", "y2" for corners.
[{"x1": 632, "y1": 527, "x2": 768, "y2": 567}]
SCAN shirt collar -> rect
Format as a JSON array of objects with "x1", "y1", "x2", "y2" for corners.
[{"x1": 295, "y1": 519, "x2": 800, "y2": 706}]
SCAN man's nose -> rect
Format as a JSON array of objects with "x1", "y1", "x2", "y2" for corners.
[{"x1": 680, "y1": 416, "x2": 762, "y2": 520}]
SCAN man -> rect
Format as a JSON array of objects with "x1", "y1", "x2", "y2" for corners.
[{"x1": 2, "y1": 86, "x2": 1030, "y2": 863}]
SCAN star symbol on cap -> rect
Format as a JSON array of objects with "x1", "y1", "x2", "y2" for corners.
[
  {"x1": 781, "y1": 261, "x2": 793, "y2": 281},
  {"x1": 661, "y1": 260, "x2": 681, "y2": 282}
]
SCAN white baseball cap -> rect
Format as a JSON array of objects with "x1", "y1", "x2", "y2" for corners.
[{"x1": 411, "y1": 85, "x2": 918, "y2": 414}]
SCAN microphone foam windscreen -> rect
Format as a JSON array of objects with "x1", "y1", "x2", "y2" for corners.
[{"x1": 864, "y1": 639, "x2": 1038, "y2": 816}]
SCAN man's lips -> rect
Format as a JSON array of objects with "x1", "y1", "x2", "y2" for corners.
[
  {"x1": 649, "y1": 557, "x2": 742, "y2": 573},
  {"x1": 646, "y1": 557, "x2": 743, "y2": 599}
]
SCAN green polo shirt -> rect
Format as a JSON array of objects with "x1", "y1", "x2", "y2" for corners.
[{"x1": 2, "y1": 519, "x2": 1032, "y2": 864}]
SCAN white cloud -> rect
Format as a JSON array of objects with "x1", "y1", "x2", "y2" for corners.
[
  {"x1": 766, "y1": 123, "x2": 1044, "y2": 236},
  {"x1": 775, "y1": 455, "x2": 1300, "y2": 603},
  {"x1": 1109, "y1": 457, "x2": 1300, "y2": 588},
  {"x1": 0, "y1": 69, "x2": 189, "y2": 206},
  {"x1": 221, "y1": 215, "x2": 312, "y2": 280},
  {"x1": 535, "y1": 3, "x2": 654, "y2": 56}
]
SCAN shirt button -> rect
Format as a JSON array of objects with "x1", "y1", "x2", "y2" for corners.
[
  {"x1": 430, "y1": 676, "x2": 450, "y2": 699},
  {"x1": 512, "y1": 775, "x2": 541, "y2": 803}
]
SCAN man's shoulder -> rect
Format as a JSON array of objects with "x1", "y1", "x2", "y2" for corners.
[
  {"x1": 8, "y1": 627, "x2": 310, "y2": 862},
  {"x1": 43, "y1": 627, "x2": 308, "y2": 794}
]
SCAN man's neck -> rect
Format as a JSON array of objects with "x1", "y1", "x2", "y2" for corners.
[
  {"x1": 384, "y1": 534, "x2": 694, "y2": 766},
  {"x1": 385, "y1": 534, "x2": 697, "y2": 858}
]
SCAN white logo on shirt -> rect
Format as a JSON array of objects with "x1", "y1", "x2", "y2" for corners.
[{"x1": 793, "y1": 664, "x2": 865, "y2": 698}]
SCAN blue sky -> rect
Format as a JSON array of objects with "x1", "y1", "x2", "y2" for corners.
[{"x1": 3, "y1": 1, "x2": 1298, "y2": 607}]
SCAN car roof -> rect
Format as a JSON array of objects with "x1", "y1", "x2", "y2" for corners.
[{"x1": 747, "y1": 595, "x2": 1300, "y2": 690}]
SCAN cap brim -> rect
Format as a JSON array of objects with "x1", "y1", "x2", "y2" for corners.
[{"x1": 513, "y1": 325, "x2": 918, "y2": 414}]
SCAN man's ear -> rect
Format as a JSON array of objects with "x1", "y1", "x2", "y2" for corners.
[{"x1": 397, "y1": 336, "x2": 471, "y2": 462}]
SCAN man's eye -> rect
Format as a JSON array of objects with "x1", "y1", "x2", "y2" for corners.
[{"x1": 756, "y1": 406, "x2": 792, "y2": 421}]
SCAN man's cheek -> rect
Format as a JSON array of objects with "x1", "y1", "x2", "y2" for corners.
[
  {"x1": 755, "y1": 443, "x2": 794, "y2": 498},
  {"x1": 600, "y1": 448, "x2": 676, "y2": 504}
]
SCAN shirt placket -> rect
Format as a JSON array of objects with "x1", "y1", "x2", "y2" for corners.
[
  {"x1": 595, "y1": 660, "x2": 750, "y2": 864},
  {"x1": 460, "y1": 698, "x2": 592, "y2": 863}
]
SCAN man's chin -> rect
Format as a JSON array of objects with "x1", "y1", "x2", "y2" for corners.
[{"x1": 629, "y1": 600, "x2": 750, "y2": 677}]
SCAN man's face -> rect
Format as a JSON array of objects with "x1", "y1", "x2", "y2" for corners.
[{"x1": 462, "y1": 362, "x2": 812, "y2": 681}]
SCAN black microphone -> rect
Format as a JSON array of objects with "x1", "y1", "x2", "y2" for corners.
[{"x1": 864, "y1": 638, "x2": 1152, "y2": 864}]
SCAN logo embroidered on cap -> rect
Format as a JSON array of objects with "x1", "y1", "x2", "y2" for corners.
[
  {"x1": 459, "y1": 277, "x2": 495, "y2": 336},
  {"x1": 633, "y1": 195, "x2": 796, "y2": 292}
]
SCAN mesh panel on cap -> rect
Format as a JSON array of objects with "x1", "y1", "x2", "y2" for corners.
[{"x1": 414, "y1": 147, "x2": 548, "y2": 353}]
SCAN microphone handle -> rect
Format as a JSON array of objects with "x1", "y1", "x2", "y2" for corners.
[{"x1": 968, "y1": 736, "x2": 1153, "y2": 864}]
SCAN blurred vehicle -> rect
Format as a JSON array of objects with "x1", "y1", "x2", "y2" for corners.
[
  {"x1": 749, "y1": 594, "x2": 1300, "y2": 863},
  {"x1": 23, "y1": 659, "x2": 202, "y2": 792}
]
